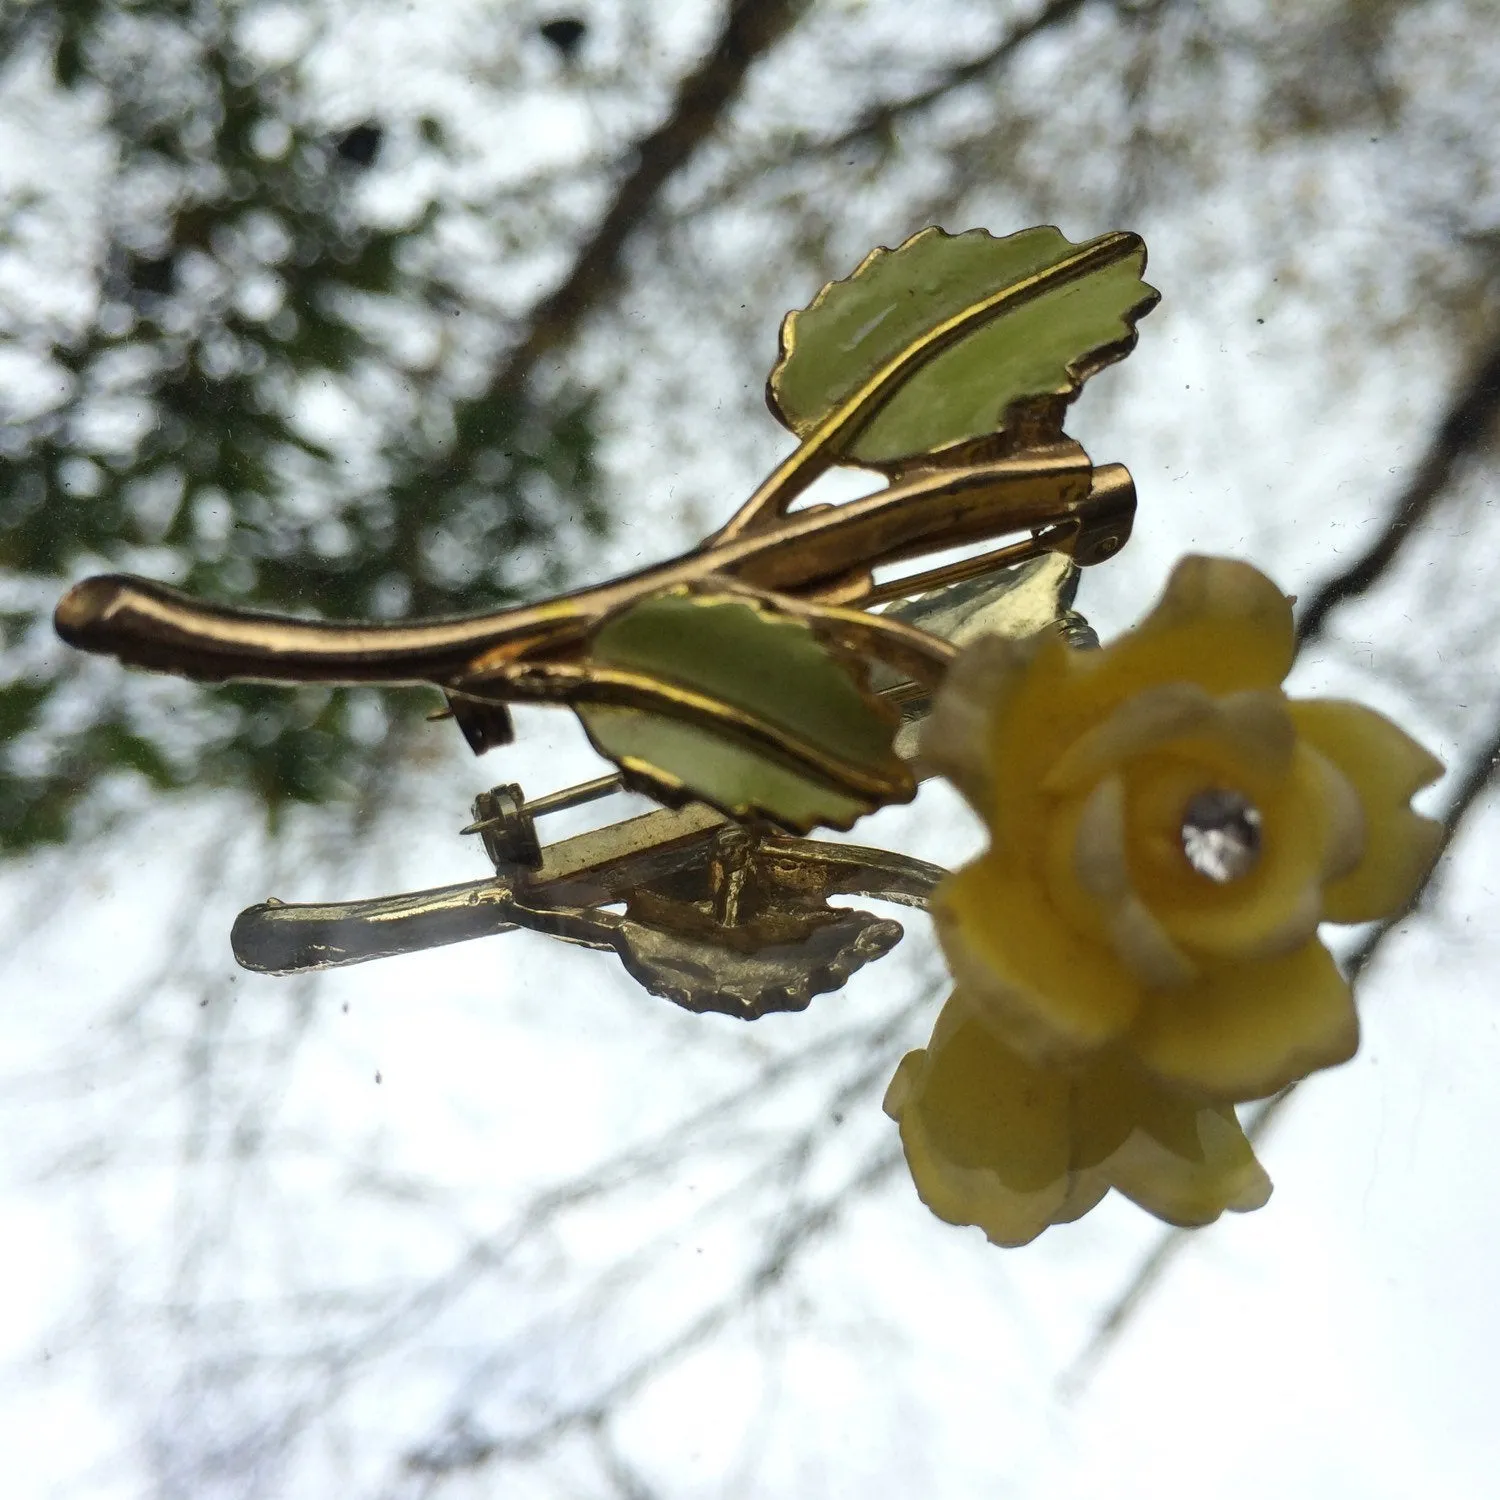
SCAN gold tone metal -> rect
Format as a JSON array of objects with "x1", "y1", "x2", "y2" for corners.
[
  {"x1": 233, "y1": 800, "x2": 730, "y2": 973},
  {"x1": 883, "y1": 550, "x2": 1078, "y2": 647},
  {"x1": 463, "y1": 783, "x2": 544, "y2": 870},
  {"x1": 1057, "y1": 459, "x2": 1136, "y2": 567},
  {"x1": 233, "y1": 798, "x2": 945, "y2": 1018},
  {"x1": 54, "y1": 441, "x2": 1110, "y2": 696},
  {"x1": 861, "y1": 533, "x2": 1056, "y2": 608},
  {"x1": 228, "y1": 549, "x2": 1090, "y2": 1004},
  {"x1": 461, "y1": 659, "x2": 913, "y2": 803},
  {"x1": 55, "y1": 231, "x2": 1145, "y2": 1010},
  {"x1": 524, "y1": 771, "x2": 623, "y2": 817}
]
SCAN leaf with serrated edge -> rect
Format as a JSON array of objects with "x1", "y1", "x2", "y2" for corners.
[
  {"x1": 576, "y1": 590, "x2": 913, "y2": 834},
  {"x1": 768, "y1": 225, "x2": 1158, "y2": 468}
]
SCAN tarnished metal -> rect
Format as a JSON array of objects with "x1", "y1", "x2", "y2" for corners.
[
  {"x1": 228, "y1": 551, "x2": 1083, "y2": 1005},
  {"x1": 232, "y1": 801, "x2": 944, "y2": 1018}
]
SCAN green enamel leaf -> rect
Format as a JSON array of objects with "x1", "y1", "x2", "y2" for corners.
[
  {"x1": 768, "y1": 225, "x2": 1159, "y2": 467},
  {"x1": 576, "y1": 590, "x2": 913, "y2": 833},
  {"x1": 578, "y1": 710, "x2": 872, "y2": 832}
]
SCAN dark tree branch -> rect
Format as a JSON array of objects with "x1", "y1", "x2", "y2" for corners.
[
  {"x1": 494, "y1": 0, "x2": 808, "y2": 396},
  {"x1": 1297, "y1": 332, "x2": 1500, "y2": 643},
  {"x1": 672, "y1": 0, "x2": 1102, "y2": 223},
  {"x1": 1062, "y1": 707, "x2": 1500, "y2": 1395},
  {"x1": 812, "y1": 0, "x2": 1096, "y2": 159}
]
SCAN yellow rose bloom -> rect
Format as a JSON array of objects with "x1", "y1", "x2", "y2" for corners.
[
  {"x1": 885, "y1": 990, "x2": 1271, "y2": 1247},
  {"x1": 919, "y1": 555, "x2": 1444, "y2": 1105},
  {"x1": 889, "y1": 555, "x2": 1443, "y2": 1242}
]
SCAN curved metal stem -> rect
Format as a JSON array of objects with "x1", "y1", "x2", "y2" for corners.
[{"x1": 55, "y1": 444, "x2": 1098, "y2": 687}]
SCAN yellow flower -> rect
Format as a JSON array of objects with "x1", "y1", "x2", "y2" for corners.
[
  {"x1": 919, "y1": 554, "x2": 1444, "y2": 1105},
  {"x1": 884, "y1": 990, "x2": 1271, "y2": 1247}
]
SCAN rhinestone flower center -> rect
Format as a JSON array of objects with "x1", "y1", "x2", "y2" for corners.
[{"x1": 1180, "y1": 788, "x2": 1262, "y2": 883}]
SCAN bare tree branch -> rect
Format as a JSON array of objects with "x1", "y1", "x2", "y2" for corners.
[
  {"x1": 494, "y1": 0, "x2": 808, "y2": 397},
  {"x1": 1297, "y1": 332, "x2": 1500, "y2": 643},
  {"x1": 812, "y1": 0, "x2": 1096, "y2": 159},
  {"x1": 1061, "y1": 705, "x2": 1500, "y2": 1396},
  {"x1": 671, "y1": 0, "x2": 1104, "y2": 222}
]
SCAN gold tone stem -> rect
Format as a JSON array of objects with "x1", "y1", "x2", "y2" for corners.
[
  {"x1": 860, "y1": 533, "x2": 1057, "y2": 608},
  {"x1": 56, "y1": 444, "x2": 1094, "y2": 689}
]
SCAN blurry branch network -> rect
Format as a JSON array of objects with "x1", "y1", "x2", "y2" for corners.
[
  {"x1": 813, "y1": 0, "x2": 1096, "y2": 160},
  {"x1": 0, "y1": 0, "x2": 812, "y2": 853},
  {"x1": 102, "y1": 958, "x2": 939, "y2": 1496},
  {"x1": 494, "y1": 0, "x2": 808, "y2": 395},
  {"x1": 673, "y1": 0, "x2": 1108, "y2": 221}
]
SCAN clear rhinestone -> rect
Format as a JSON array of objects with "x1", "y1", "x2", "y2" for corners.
[{"x1": 1180, "y1": 788, "x2": 1262, "y2": 883}]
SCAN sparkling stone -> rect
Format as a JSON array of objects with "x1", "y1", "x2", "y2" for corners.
[{"x1": 1180, "y1": 788, "x2": 1262, "y2": 882}]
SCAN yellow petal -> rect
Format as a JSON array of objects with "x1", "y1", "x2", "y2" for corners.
[
  {"x1": 967, "y1": 630, "x2": 1099, "y2": 858},
  {"x1": 1290, "y1": 699, "x2": 1445, "y2": 923},
  {"x1": 1043, "y1": 681, "x2": 1220, "y2": 792},
  {"x1": 1308, "y1": 744, "x2": 1367, "y2": 884},
  {"x1": 1044, "y1": 684, "x2": 1294, "y2": 794},
  {"x1": 918, "y1": 632, "x2": 1043, "y2": 819},
  {"x1": 884, "y1": 994, "x2": 1072, "y2": 1247},
  {"x1": 935, "y1": 853, "x2": 1141, "y2": 1063},
  {"x1": 1070, "y1": 773, "x2": 1198, "y2": 987},
  {"x1": 1051, "y1": 1173, "x2": 1112, "y2": 1224},
  {"x1": 1071, "y1": 1058, "x2": 1272, "y2": 1224},
  {"x1": 1106, "y1": 1106, "x2": 1272, "y2": 1224},
  {"x1": 1067, "y1": 555, "x2": 1295, "y2": 708},
  {"x1": 1129, "y1": 938, "x2": 1357, "y2": 1101}
]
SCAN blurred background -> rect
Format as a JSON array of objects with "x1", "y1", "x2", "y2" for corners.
[{"x1": 2, "y1": 1, "x2": 1499, "y2": 1495}]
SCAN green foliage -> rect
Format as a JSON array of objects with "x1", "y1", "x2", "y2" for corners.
[
  {"x1": 577, "y1": 591, "x2": 913, "y2": 834},
  {"x1": 0, "y1": 3, "x2": 606, "y2": 851},
  {"x1": 767, "y1": 225, "x2": 1159, "y2": 467}
]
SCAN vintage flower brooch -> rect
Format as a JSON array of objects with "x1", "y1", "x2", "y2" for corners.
[{"x1": 52, "y1": 226, "x2": 1444, "y2": 1243}]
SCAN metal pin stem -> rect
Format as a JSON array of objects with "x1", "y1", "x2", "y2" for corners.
[
  {"x1": 524, "y1": 772, "x2": 624, "y2": 819},
  {"x1": 862, "y1": 532, "x2": 1048, "y2": 607}
]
